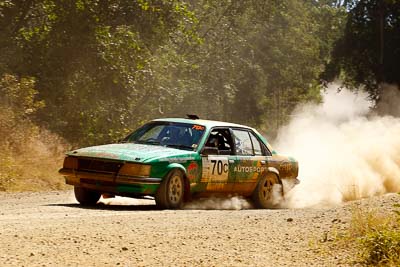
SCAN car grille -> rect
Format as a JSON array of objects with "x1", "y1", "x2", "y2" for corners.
[{"x1": 78, "y1": 158, "x2": 122, "y2": 174}]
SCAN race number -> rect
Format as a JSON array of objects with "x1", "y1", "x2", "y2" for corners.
[{"x1": 201, "y1": 156, "x2": 229, "y2": 183}]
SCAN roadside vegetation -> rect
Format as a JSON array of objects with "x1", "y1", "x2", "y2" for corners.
[
  {"x1": 340, "y1": 198, "x2": 400, "y2": 266},
  {"x1": 0, "y1": 74, "x2": 67, "y2": 191}
]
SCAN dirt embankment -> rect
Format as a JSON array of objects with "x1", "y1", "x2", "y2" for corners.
[{"x1": 1, "y1": 190, "x2": 399, "y2": 266}]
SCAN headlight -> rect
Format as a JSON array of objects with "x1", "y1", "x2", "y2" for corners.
[
  {"x1": 118, "y1": 163, "x2": 151, "y2": 177},
  {"x1": 63, "y1": 156, "x2": 78, "y2": 169}
]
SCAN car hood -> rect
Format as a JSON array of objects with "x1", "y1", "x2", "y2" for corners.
[{"x1": 66, "y1": 143, "x2": 197, "y2": 163}]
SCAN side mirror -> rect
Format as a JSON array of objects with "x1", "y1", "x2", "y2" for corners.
[{"x1": 202, "y1": 147, "x2": 219, "y2": 156}]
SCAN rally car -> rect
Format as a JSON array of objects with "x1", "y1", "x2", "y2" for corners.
[{"x1": 59, "y1": 116, "x2": 299, "y2": 209}]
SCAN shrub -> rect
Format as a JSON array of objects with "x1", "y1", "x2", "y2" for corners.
[
  {"x1": 0, "y1": 74, "x2": 68, "y2": 191},
  {"x1": 352, "y1": 195, "x2": 400, "y2": 266},
  {"x1": 360, "y1": 229, "x2": 400, "y2": 266}
]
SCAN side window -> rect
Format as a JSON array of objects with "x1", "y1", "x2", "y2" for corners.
[
  {"x1": 250, "y1": 133, "x2": 263, "y2": 156},
  {"x1": 232, "y1": 129, "x2": 253, "y2": 155},
  {"x1": 204, "y1": 128, "x2": 234, "y2": 155}
]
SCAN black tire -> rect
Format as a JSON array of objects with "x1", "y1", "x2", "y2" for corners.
[
  {"x1": 252, "y1": 174, "x2": 282, "y2": 209},
  {"x1": 74, "y1": 186, "x2": 101, "y2": 205},
  {"x1": 155, "y1": 169, "x2": 185, "y2": 209}
]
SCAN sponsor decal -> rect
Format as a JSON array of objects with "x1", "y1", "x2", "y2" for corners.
[
  {"x1": 192, "y1": 125, "x2": 205, "y2": 131},
  {"x1": 280, "y1": 162, "x2": 292, "y2": 172},
  {"x1": 279, "y1": 162, "x2": 293, "y2": 176},
  {"x1": 234, "y1": 166, "x2": 268, "y2": 173},
  {"x1": 187, "y1": 161, "x2": 198, "y2": 181},
  {"x1": 233, "y1": 160, "x2": 266, "y2": 182}
]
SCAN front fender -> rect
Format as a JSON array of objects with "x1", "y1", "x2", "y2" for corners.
[
  {"x1": 165, "y1": 163, "x2": 186, "y2": 175},
  {"x1": 164, "y1": 163, "x2": 191, "y2": 201}
]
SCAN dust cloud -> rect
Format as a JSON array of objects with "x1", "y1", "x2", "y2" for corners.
[
  {"x1": 275, "y1": 83, "x2": 400, "y2": 208},
  {"x1": 99, "y1": 195, "x2": 252, "y2": 210},
  {"x1": 99, "y1": 196, "x2": 154, "y2": 206},
  {"x1": 184, "y1": 196, "x2": 252, "y2": 210}
]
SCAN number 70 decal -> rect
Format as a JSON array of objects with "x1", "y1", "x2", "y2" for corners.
[
  {"x1": 211, "y1": 159, "x2": 229, "y2": 175},
  {"x1": 202, "y1": 157, "x2": 229, "y2": 183}
]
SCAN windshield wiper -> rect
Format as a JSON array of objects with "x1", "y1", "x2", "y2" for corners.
[
  {"x1": 165, "y1": 144, "x2": 193, "y2": 150},
  {"x1": 145, "y1": 141, "x2": 161, "y2": 145},
  {"x1": 134, "y1": 140, "x2": 161, "y2": 145}
]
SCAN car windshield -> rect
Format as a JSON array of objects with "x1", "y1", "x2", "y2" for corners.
[{"x1": 122, "y1": 122, "x2": 206, "y2": 151}]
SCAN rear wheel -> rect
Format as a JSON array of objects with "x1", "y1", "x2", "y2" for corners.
[
  {"x1": 155, "y1": 169, "x2": 185, "y2": 209},
  {"x1": 74, "y1": 186, "x2": 101, "y2": 205},
  {"x1": 252, "y1": 174, "x2": 282, "y2": 209}
]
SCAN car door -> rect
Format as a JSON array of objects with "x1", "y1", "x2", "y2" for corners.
[
  {"x1": 200, "y1": 128, "x2": 236, "y2": 193},
  {"x1": 231, "y1": 128, "x2": 268, "y2": 195}
]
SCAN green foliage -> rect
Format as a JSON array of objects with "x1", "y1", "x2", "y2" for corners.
[
  {"x1": 0, "y1": 74, "x2": 43, "y2": 148},
  {"x1": 0, "y1": 74, "x2": 45, "y2": 117},
  {"x1": 0, "y1": 0, "x2": 200, "y2": 145},
  {"x1": 157, "y1": 0, "x2": 342, "y2": 135},
  {"x1": 347, "y1": 200, "x2": 400, "y2": 266},
  {"x1": 0, "y1": 74, "x2": 67, "y2": 191},
  {"x1": 0, "y1": 0, "x2": 347, "y2": 147},
  {"x1": 324, "y1": 0, "x2": 400, "y2": 99},
  {"x1": 394, "y1": 203, "x2": 400, "y2": 217},
  {"x1": 359, "y1": 229, "x2": 400, "y2": 266}
]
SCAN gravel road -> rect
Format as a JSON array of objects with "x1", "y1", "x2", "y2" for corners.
[{"x1": 1, "y1": 190, "x2": 399, "y2": 267}]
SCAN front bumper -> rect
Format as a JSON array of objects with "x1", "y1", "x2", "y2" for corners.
[{"x1": 59, "y1": 168, "x2": 161, "y2": 195}]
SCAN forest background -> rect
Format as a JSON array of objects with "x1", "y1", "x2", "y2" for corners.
[{"x1": 0, "y1": 0, "x2": 399, "y2": 190}]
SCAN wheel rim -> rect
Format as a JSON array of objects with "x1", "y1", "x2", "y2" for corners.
[
  {"x1": 261, "y1": 176, "x2": 275, "y2": 201},
  {"x1": 168, "y1": 174, "x2": 183, "y2": 205}
]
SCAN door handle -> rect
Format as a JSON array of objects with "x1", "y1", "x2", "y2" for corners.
[
  {"x1": 228, "y1": 159, "x2": 234, "y2": 163},
  {"x1": 260, "y1": 160, "x2": 266, "y2": 165}
]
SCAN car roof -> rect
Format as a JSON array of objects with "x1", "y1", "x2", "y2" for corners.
[
  {"x1": 152, "y1": 117, "x2": 276, "y2": 154},
  {"x1": 152, "y1": 118, "x2": 253, "y2": 130}
]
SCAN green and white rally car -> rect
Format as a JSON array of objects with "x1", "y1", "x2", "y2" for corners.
[{"x1": 59, "y1": 116, "x2": 299, "y2": 209}]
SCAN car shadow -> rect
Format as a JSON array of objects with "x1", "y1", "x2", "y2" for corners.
[
  {"x1": 45, "y1": 202, "x2": 285, "y2": 211},
  {"x1": 45, "y1": 203, "x2": 160, "y2": 211}
]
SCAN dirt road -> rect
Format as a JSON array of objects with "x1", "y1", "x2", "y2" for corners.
[{"x1": 0, "y1": 190, "x2": 399, "y2": 266}]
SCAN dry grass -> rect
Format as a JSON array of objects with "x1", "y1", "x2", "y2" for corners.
[
  {"x1": 339, "y1": 184, "x2": 362, "y2": 202},
  {"x1": 0, "y1": 116, "x2": 69, "y2": 192},
  {"x1": 348, "y1": 207, "x2": 396, "y2": 238},
  {"x1": 344, "y1": 203, "x2": 400, "y2": 266},
  {"x1": 0, "y1": 74, "x2": 70, "y2": 192}
]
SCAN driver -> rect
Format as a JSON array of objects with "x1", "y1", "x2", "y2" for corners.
[
  {"x1": 166, "y1": 126, "x2": 180, "y2": 144},
  {"x1": 206, "y1": 133, "x2": 219, "y2": 148}
]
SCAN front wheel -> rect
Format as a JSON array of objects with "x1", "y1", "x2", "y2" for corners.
[
  {"x1": 74, "y1": 186, "x2": 101, "y2": 205},
  {"x1": 155, "y1": 169, "x2": 185, "y2": 209},
  {"x1": 251, "y1": 174, "x2": 282, "y2": 209}
]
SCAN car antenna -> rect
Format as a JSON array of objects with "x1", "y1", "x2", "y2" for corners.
[{"x1": 186, "y1": 114, "x2": 200, "y2": 120}]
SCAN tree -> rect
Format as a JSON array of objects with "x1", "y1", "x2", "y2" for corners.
[
  {"x1": 324, "y1": 0, "x2": 400, "y2": 100},
  {"x1": 1, "y1": 0, "x2": 348, "y2": 145},
  {"x1": 0, "y1": 0, "x2": 198, "y2": 145}
]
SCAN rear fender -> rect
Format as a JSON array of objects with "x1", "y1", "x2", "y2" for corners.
[
  {"x1": 267, "y1": 167, "x2": 284, "y2": 197},
  {"x1": 267, "y1": 167, "x2": 280, "y2": 179}
]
